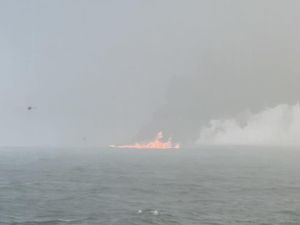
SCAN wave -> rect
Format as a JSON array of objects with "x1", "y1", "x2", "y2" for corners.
[{"x1": 10, "y1": 218, "x2": 79, "y2": 225}]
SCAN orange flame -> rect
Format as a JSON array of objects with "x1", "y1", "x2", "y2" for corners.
[{"x1": 110, "y1": 131, "x2": 180, "y2": 149}]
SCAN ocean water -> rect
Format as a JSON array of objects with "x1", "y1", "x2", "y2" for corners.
[{"x1": 0, "y1": 147, "x2": 300, "y2": 225}]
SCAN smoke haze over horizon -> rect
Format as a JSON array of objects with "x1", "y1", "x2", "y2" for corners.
[{"x1": 1, "y1": 1, "x2": 300, "y2": 147}]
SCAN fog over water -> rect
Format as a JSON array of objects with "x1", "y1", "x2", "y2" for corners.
[
  {"x1": 1, "y1": 1, "x2": 300, "y2": 147},
  {"x1": 2, "y1": 2, "x2": 300, "y2": 224}
]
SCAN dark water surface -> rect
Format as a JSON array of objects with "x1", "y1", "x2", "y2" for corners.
[{"x1": 0, "y1": 147, "x2": 299, "y2": 225}]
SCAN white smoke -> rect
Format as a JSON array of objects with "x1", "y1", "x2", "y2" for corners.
[{"x1": 197, "y1": 103, "x2": 300, "y2": 146}]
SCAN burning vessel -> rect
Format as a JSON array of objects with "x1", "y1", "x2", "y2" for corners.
[{"x1": 109, "y1": 131, "x2": 180, "y2": 150}]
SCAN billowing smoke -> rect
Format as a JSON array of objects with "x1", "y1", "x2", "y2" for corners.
[
  {"x1": 137, "y1": 68, "x2": 300, "y2": 146},
  {"x1": 197, "y1": 103, "x2": 300, "y2": 146},
  {"x1": 137, "y1": 1, "x2": 300, "y2": 146}
]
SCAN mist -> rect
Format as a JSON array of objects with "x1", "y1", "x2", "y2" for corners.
[{"x1": 1, "y1": 1, "x2": 300, "y2": 147}]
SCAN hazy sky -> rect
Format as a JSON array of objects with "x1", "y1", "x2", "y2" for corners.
[{"x1": 1, "y1": 0, "x2": 300, "y2": 147}]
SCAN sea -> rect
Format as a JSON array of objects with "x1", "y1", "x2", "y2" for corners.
[{"x1": 0, "y1": 147, "x2": 299, "y2": 225}]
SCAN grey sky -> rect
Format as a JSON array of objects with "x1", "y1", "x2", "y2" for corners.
[{"x1": 1, "y1": 1, "x2": 300, "y2": 147}]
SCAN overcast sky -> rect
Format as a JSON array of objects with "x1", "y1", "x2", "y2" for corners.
[{"x1": 1, "y1": 0, "x2": 300, "y2": 147}]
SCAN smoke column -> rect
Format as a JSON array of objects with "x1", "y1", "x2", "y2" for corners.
[
  {"x1": 138, "y1": 70, "x2": 300, "y2": 146},
  {"x1": 136, "y1": 1, "x2": 300, "y2": 146}
]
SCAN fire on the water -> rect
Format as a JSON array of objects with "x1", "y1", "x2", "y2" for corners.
[{"x1": 109, "y1": 131, "x2": 180, "y2": 149}]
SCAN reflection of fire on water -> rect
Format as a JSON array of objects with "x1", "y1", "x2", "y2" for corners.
[{"x1": 109, "y1": 131, "x2": 180, "y2": 149}]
